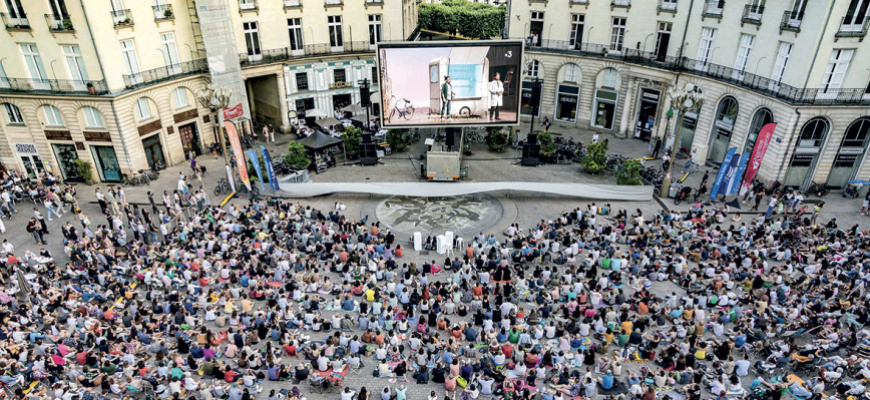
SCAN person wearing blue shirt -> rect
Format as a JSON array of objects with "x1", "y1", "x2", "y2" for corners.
[{"x1": 599, "y1": 371, "x2": 614, "y2": 390}]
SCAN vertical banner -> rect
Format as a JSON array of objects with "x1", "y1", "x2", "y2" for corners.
[
  {"x1": 710, "y1": 147, "x2": 737, "y2": 200},
  {"x1": 729, "y1": 152, "x2": 750, "y2": 196},
  {"x1": 225, "y1": 164, "x2": 236, "y2": 192},
  {"x1": 718, "y1": 151, "x2": 741, "y2": 198},
  {"x1": 261, "y1": 145, "x2": 279, "y2": 193},
  {"x1": 740, "y1": 122, "x2": 777, "y2": 194},
  {"x1": 197, "y1": 0, "x2": 252, "y2": 123},
  {"x1": 224, "y1": 121, "x2": 250, "y2": 190},
  {"x1": 246, "y1": 149, "x2": 266, "y2": 192}
]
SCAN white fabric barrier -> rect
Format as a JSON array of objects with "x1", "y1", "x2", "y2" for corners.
[
  {"x1": 436, "y1": 235, "x2": 448, "y2": 254},
  {"x1": 278, "y1": 182, "x2": 653, "y2": 201},
  {"x1": 413, "y1": 232, "x2": 422, "y2": 251}
]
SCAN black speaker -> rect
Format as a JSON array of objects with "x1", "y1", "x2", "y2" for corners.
[
  {"x1": 361, "y1": 133, "x2": 373, "y2": 143},
  {"x1": 527, "y1": 133, "x2": 538, "y2": 145},
  {"x1": 359, "y1": 142, "x2": 379, "y2": 166},
  {"x1": 522, "y1": 143, "x2": 540, "y2": 158},
  {"x1": 445, "y1": 128, "x2": 456, "y2": 147}
]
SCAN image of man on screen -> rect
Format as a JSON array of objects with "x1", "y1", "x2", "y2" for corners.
[
  {"x1": 441, "y1": 76, "x2": 454, "y2": 120},
  {"x1": 489, "y1": 72, "x2": 504, "y2": 120}
]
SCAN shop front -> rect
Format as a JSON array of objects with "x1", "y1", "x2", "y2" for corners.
[
  {"x1": 679, "y1": 110, "x2": 699, "y2": 157},
  {"x1": 520, "y1": 81, "x2": 542, "y2": 117},
  {"x1": 707, "y1": 97, "x2": 739, "y2": 164},
  {"x1": 174, "y1": 109, "x2": 202, "y2": 159},
  {"x1": 84, "y1": 131, "x2": 121, "y2": 182},
  {"x1": 138, "y1": 120, "x2": 166, "y2": 171},
  {"x1": 593, "y1": 89, "x2": 617, "y2": 130},
  {"x1": 45, "y1": 130, "x2": 84, "y2": 182},
  {"x1": 784, "y1": 118, "x2": 829, "y2": 188},
  {"x1": 13, "y1": 143, "x2": 45, "y2": 179},
  {"x1": 555, "y1": 85, "x2": 579, "y2": 122},
  {"x1": 633, "y1": 89, "x2": 660, "y2": 142},
  {"x1": 826, "y1": 118, "x2": 870, "y2": 188}
]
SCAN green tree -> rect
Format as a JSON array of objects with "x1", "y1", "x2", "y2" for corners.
[
  {"x1": 537, "y1": 131, "x2": 557, "y2": 156},
  {"x1": 484, "y1": 127, "x2": 508, "y2": 152},
  {"x1": 284, "y1": 141, "x2": 311, "y2": 169},
  {"x1": 74, "y1": 159, "x2": 94, "y2": 183},
  {"x1": 616, "y1": 160, "x2": 643, "y2": 185},
  {"x1": 342, "y1": 126, "x2": 362, "y2": 158},
  {"x1": 418, "y1": 0, "x2": 505, "y2": 39},
  {"x1": 386, "y1": 129, "x2": 410, "y2": 151},
  {"x1": 582, "y1": 140, "x2": 609, "y2": 173}
]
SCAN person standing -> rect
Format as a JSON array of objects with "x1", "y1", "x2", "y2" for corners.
[
  {"x1": 95, "y1": 187, "x2": 107, "y2": 214},
  {"x1": 765, "y1": 195, "x2": 777, "y2": 218},
  {"x1": 441, "y1": 76, "x2": 454, "y2": 120},
  {"x1": 262, "y1": 124, "x2": 270, "y2": 143},
  {"x1": 34, "y1": 207, "x2": 48, "y2": 235},
  {"x1": 488, "y1": 72, "x2": 504, "y2": 121},
  {"x1": 699, "y1": 170, "x2": 709, "y2": 189},
  {"x1": 268, "y1": 124, "x2": 275, "y2": 143},
  {"x1": 43, "y1": 196, "x2": 61, "y2": 221},
  {"x1": 27, "y1": 217, "x2": 44, "y2": 245}
]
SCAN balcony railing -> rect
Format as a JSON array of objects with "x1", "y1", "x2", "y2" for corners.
[
  {"x1": 45, "y1": 13, "x2": 73, "y2": 32},
  {"x1": 239, "y1": 0, "x2": 257, "y2": 11},
  {"x1": 122, "y1": 59, "x2": 209, "y2": 89},
  {"x1": 657, "y1": 0, "x2": 677, "y2": 13},
  {"x1": 837, "y1": 16, "x2": 870, "y2": 38},
  {"x1": 1, "y1": 12, "x2": 30, "y2": 30},
  {"x1": 0, "y1": 77, "x2": 107, "y2": 96},
  {"x1": 780, "y1": 10, "x2": 803, "y2": 32},
  {"x1": 702, "y1": 0, "x2": 724, "y2": 18},
  {"x1": 284, "y1": 0, "x2": 302, "y2": 7},
  {"x1": 520, "y1": 38, "x2": 869, "y2": 106},
  {"x1": 325, "y1": 0, "x2": 343, "y2": 6},
  {"x1": 111, "y1": 9, "x2": 133, "y2": 28},
  {"x1": 153, "y1": 4, "x2": 174, "y2": 21},
  {"x1": 365, "y1": 0, "x2": 383, "y2": 5},
  {"x1": 612, "y1": 0, "x2": 630, "y2": 8},
  {"x1": 570, "y1": 0, "x2": 589, "y2": 4},
  {"x1": 742, "y1": 4, "x2": 764, "y2": 25},
  {"x1": 236, "y1": 41, "x2": 376, "y2": 66}
]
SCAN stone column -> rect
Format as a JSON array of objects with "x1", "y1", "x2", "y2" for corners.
[{"x1": 276, "y1": 70, "x2": 291, "y2": 131}]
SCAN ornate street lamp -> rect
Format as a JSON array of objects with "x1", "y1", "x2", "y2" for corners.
[
  {"x1": 196, "y1": 85, "x2": 233, "y2": 165},
  {"x1": 660, "y1": 83, "x2": 704, "y2": 197}
]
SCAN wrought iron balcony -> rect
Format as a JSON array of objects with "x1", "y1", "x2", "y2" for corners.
[
  {"x1": 45, "y1": 13, "x2": 74, "y2": 32},
  {"x1": 702, "y1": 0, "x2": 724, "y2": 19},
  {"x1": 836, "y1": 16, "x2": 869, "y2": 39},
  {"x1": 1, "y1": 12, "x2": 30, "y2": 30},
  {"x1": 284, "y1": 0, "x2": 302, "y2": 7},
  {"x1": 780, "y1": 10, "x2": 803, "y2": 33},
  {"x1": 123, "y1": 59, "x2": 209, "y2": 89},
  {"x1": 111, "y1": 9, "x2": 133, "y2": 28},
  {"x1": 0, "y1": 77, "x2": 107, "y2": 96},
  {"x1": 742, "y1": 4, "x2": 763, "y2": 25},
  {"x1": 657, "y1": 0, "x2": 677, "y2": 13},
  {"x1": 612, "y1": 0, "x2": 630, "y2": 9},
  {"x1": 239, "y1": 0, "x2": 257, "y2": 12},
  {"x1": 153, "y1": 4, "x2": 174, "y2": 21}
]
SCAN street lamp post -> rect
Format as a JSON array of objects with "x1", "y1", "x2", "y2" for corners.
[
  {"x1": 660, "y1": 83, "x2": 704, "y2": 198},
  {"x1": 196, "y1": 85, "x2": 233, "y2": 165}
]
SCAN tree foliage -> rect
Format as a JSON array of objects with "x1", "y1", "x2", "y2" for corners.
[
  {"x1": 284, "y1": 142, "x2": 311, "y2": 169},
  {"x1": 74, "y1": 159, "x2": 94, "y2": 183},
  {"x1": 582, "y1": 140, "x2": 609, "y2": 173},
  {"x1": 418, "y1": 0, "x2": 505, "y2": 39},
  {"x1": 616, "y1": 160, "x2": 643, "y2": 185},
  {"x1": 538, "y1": 131, "x2": 557, "y2": 156},
  {"x1": 342, "y1": 126, "x2": 362, "y2": 156},
  {"x1": 485, "y1": 127, "x2": 508, "y2": 151},
  {"x1": 387, "y1": 129, "x2": 410, "y2": 151}
]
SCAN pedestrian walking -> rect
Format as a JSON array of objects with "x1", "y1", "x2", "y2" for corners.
[
  {"x1": 34, "y1": 207, "x2": 48, "y2": 235},
  {"x1": 27, "y1": 217, "x2": 44, "y2": 245}
]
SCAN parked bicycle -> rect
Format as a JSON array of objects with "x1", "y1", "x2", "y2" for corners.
[
  {"x1": 682, "y1": 158, "x2": 699, "y2": 175},
  {"x1": 214, "y1": 178, "x2": 231, "y2": 196},
  {"x1": 142, "y1": 168, "x2": 159, "y2": 182},
  {"x1": 388, "y1": 97, "x2": 415, "y2": 122},
  {"x1": 805, "y1": 181, "x2": 829, "y2": 197},
  {"x1": 122, "y1": 172, "x2": 147, "y2": 186}
]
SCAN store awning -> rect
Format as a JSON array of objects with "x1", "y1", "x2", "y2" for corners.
[
  {"x1": 316, "y1": 117, "x2": 342, "y2": 127},
  {"x1": 305, "y1": 109, "x2": 327, "y2": 118},
  {"x1": 341, "y1": 104, "x2": 366, "y2": 114},
  {"x1": 297, "y1": 130, "x2": 342, "y2": 151}
]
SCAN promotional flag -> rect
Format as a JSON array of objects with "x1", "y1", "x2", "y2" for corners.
[
  {"x1": 740, "y1": 122, "x2": 777, "y2": 194},
  {"x1": 224, "y1": 121, "x2": 251, "y2": 190},
  {"x1": 718, "y1": 151, "x2": 741, "y2": 198},
  {"x1": 729, "y1": 152, "x2": 750, "y2": 196},
  {"x1": 710, "y1": 147, "x2": 737, "y2": 200},
  {"x1": 246, "y1": 149, "x2": 266, "y2": 192},
  {"x1": 261, "y1": 145, "x2": 279, "y2": 193}
]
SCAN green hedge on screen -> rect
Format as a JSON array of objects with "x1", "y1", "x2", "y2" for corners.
[{"x1": 418, "y1": 0, "x2": 505, "y2": 39}]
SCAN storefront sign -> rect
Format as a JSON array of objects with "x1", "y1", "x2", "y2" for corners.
[
  {"x1": 75, "y1": 142, "x2": 85, "y2": 150},
  {"x1": 642, "y1": 89, "x2": 660, "y2": 101},
  {"x1": 44, "y1": 130, "x2": 72, "y2": 141},
  {"x1": 13, "y1": 143, "x2": 38, "y2": 155},
  {"x1": 329, "y1": 81, "x2": 354, "y2": 89},
  {"x1": 223, "y1": 103, "x2": 244, "y2": 119},
  {"x1": 794, "y1": 147, "x2": 820, "y2": 154},
  {"x1": 559, "y1": 96, "x2": 577, "y2": 103},
  {"x1": 83, "y1": 131, "x2": 112, "y2": 142},
  {"x1": 138, "y1": 120, "x2": 163, "y2": 137},
  {"x1": 596, "y1": 90, "x2": 617, "y2": 101},
  {"x1": 203, "y1": 115, "x2": 211, "y2": 123},
  {"x1": 174, "y1": 108, "x2": 199, "y2": 123},
  {"x1": 839, "y1": 147, "x2": 864, "y2": 155},
  {"x1": 714, "y1": 120, "x2": 734, "y2": 131}
]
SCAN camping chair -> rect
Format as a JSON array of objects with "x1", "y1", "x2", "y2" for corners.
[
  {"x1": 309, "y1": 378, "x2": 339, "y2": 394},
  {"x1": 349, "y1": 359, "x2": 366, "y2": 375}
]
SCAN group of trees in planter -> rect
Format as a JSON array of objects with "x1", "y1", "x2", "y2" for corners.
[
  {"x1": 580, "y1": 139, "x2": 642, "y2": 185},
  {"x1": 418, "y1": 0, "x2": 505, "y2": 39},
  {"x1": 485, "y1": 127, "x2": 509, "y2": 152}
]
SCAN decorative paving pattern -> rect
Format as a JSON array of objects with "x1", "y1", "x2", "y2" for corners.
[{"x1": 374, "y1": 194, "x2": 504, "y2": 237}]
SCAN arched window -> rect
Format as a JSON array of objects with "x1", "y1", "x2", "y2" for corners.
[
  {"x1": 602, "y1": 68, "x2": 618, "y2": 88},
  {"x1": 784, "y1": 118, "x2": 829, "y2": 187},
  {"x1": 173, "y1": 88, "x2": 189, "y2": 109},
  {"x1": 827, "y1": 117, "x2": 870, "y2": 187},
  {"x1": 43, "y1": 105, "x2": 64, "y2": 126},
  {"x1": 3, "y1": 103, "x2": 23, "y2": 124},
  {"x1": 707, "y1": 96, "x2": 739, "y2": 163},
  {"x1": 559, "y1": 63, "x2": 580, "y2": 83},
  {"x1": 136, "y1": 98, "x2": 151, "y2": 121},
  {"x1": 744, "y1": 108, "x2": 773, "y2": 153},
  {"x1": 82, "y1": 106, "x2": 104, "y2": 128}
]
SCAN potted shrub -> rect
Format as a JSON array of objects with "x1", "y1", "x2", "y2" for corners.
[
  {"x1": 62, "y1": 18, "x2": 73, "y2": 30},
  {"x1": 602, "y1": 47, "x2": 609, "y2": 57},
  {"x1": 485, "y1": 127, "x2": 508, "y2": 152},
  {"x1": 86, "y1": 82, "x2": 95, "y2": 95},
  {"x1": 164, "y1": 8, "x2": 173, "y2": 18},
  {"x1": 616, "y1": 160, "x2": 643, "y2": 185},
  {"x1": 342, "y1": 126, "x2": 362, "y2": 159},
  {"x1": 74, "y1": 159, "x2": 94, "y2": 184},
  {"x1": 284, "y1": 142, "x2": 311, "y2": 170},
  {"x1": 581, "y1": 140, "x2": 608, "y2": 174},
  {"x1": 537, "y1": 131, "x2": 557, "y2": 162},
  {"x1": 386, "y1": 129, "x2": 409, "y2": 152},
  {"x1": 123, "y1": 18, "x2": 131, "y2": 25}
]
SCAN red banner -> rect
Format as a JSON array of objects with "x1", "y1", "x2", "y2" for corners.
[
  {"x1": 223, "y1": 103, "x2": 244, "y2": 120},
  {"x1": 224, "y1": 121, "x2": 250, "y2": 191},
  {"x1": 740, "y1": 122, "x2": 776, "y2": 194}
]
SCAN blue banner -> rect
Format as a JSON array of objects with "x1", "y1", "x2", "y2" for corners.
[
  {"x1": 729, "y1": 152, "x2": 750, "y2": 196},
  {"x1": 710, "y1": 147, "x2": 736, "y2": 200},
  {"x1": 261, "y1": 145, "x2": 278, "y2": 193},
  {"x1": 245, "y1": 149, "x2": 266, "y2": 192},
  {"x1": 718, "y1": 151, "x2": 741, "y2": 198}
]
